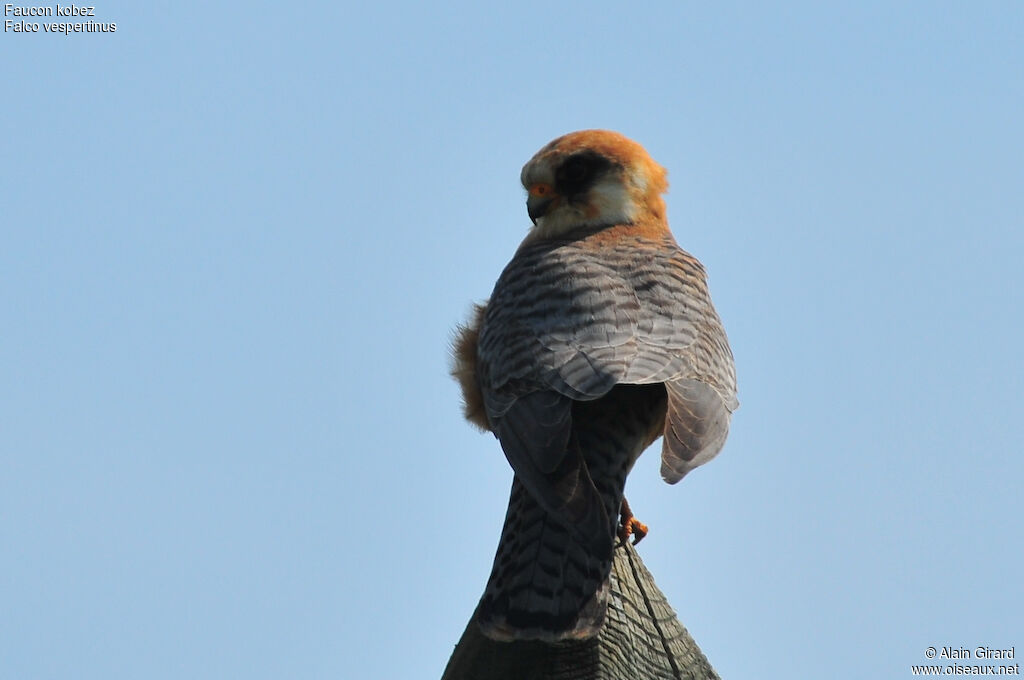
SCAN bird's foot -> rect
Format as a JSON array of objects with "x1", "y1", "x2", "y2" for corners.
[{"x1": 617, "y1": 497, "x2": 648, "y2": 546}]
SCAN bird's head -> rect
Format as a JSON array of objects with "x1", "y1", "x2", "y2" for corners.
[{"x1": 520, "y1": 130, "x2": 669, "y2": 239}]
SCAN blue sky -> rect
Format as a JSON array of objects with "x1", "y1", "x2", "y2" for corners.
[{"x1": 3, "y1": 2, "x2": 1021, "y2": 678}]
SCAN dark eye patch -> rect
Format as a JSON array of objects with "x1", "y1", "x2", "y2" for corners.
[
  {"x1": 556, "y1": 151, "x2": 614, "y2": 196},
  {"x1": 563, "y1": 156, "x2": 588, "y2": 181}
]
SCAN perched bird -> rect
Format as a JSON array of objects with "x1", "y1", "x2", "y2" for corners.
[{"x1": 452, "y1": 130, "x2": 737, "y2": 642}]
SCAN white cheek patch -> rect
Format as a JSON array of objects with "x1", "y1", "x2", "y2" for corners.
[
  {"x1": 628, "y1": 168, "x2": 648, "y2": 195},
  {"x1": 587, "y1": 177, "x2": 638, "y2": 225},
  {"x1": 531, "y1": 209, "x2": 580, "y2": 239}
]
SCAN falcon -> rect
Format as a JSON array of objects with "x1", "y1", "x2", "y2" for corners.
[{"x1": 452, "y1": 130, "x2": 737, "y2": 641}]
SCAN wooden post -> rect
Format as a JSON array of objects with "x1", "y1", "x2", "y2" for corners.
[{"x1": 441, "y1": 542, "x2": 719, "y2": 680}]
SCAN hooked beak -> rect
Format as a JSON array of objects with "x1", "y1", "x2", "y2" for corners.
[{"x1": 526, "y1": 183, "x2": 557, "y2": 224}]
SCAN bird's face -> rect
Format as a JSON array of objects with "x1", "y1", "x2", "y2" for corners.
[{"x1": 520, "y1": 130, "x2": 668, "y2": 239}]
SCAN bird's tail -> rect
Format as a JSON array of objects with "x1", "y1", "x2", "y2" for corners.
[
  {"x1": 476, "y1": 385, "x2": 665, "y2": 641},
  {"x1": 476, "y1": 476, "x2": 617, "y2": 641}
]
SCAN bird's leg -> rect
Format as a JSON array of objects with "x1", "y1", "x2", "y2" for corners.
[{"x1": 617, "y1": 497, "x2": 648, "y2": 546}]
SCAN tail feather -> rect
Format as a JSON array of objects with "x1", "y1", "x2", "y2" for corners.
[
  {"x1": 478, "y1": 478, "x2": 612, "y2": 641},
  {"x1": 478, "y1": 384, "x2": 666, "y2": 641}
]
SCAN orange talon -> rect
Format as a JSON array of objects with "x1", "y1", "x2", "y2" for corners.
[{"x1": 618, "y1": 497, "x2": 649, "y2": 546}]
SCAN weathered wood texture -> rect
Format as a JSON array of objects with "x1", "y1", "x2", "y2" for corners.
[{"x1": 441, "y1": 542, "x2": 719, "y2": 680}]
